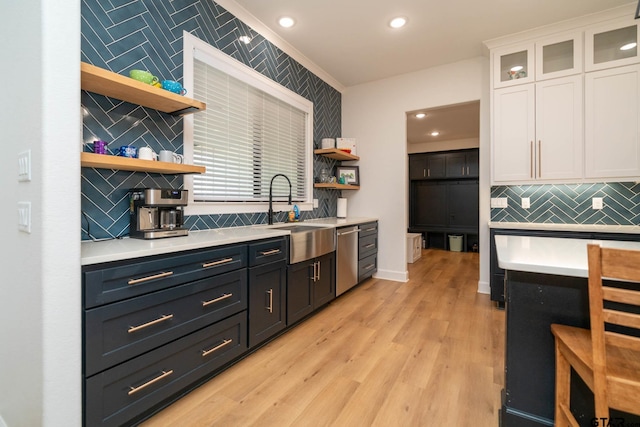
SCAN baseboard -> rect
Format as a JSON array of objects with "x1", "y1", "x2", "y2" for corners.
[
  {"x1": 373, "y1": 268, "x2": 408, "y2": 282},
  {"x1": 477, "y1": 280, "x2": 490, "y2": 294}
]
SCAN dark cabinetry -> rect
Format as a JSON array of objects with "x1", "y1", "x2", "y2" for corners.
[
  {"x1": 247, "y1": 238, "x2": 288, "y2": 348},
  {"x1": 358, "y1": 222, "x2": 378, "y2": 282},
  {"x1": 409, "y1": 149, "x2": 479, "y2": 252},
  {"x1": 409, "y1": 149, "x2": 478, "y2": 180},
  {"x1": 82, "y1": 243, "x2": 250, "y2": 426},
  {"x1": 287, "y1": 251, "x2": 336, "y2": 325}
]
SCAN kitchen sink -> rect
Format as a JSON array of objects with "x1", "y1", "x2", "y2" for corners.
[{"x1": 267, "y1": 223, "x2": 336, "y2": 264}]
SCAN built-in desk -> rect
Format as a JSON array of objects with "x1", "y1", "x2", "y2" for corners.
[{"x1": 495, "y1": 235, "x2": 640, "y2": 427}]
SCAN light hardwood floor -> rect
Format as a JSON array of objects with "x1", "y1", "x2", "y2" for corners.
[{"x1": 141, "y1": 248, "x2": 505, "y2": 426}]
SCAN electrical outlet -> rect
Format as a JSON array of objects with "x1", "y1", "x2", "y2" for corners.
[
  {"x1": 592, "y1": 197, "x2": 603, "y2": 210},
  {"x1": 521, "y1": 197, "x2": 530, "y2": 209},
  {"x1": 18, "y1": 202, "x2": 31, "y2": 233},
  {"x1": 313, "y1": 198, "x2": 319, "y2": 208}
]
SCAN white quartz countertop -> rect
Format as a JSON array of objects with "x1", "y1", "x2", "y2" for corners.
[
  {"x1": 494, "y1": 234, "x2": 640, "y2": 278},
  {"x1": 489, "y1": 221, "x2": 640, "y2": 234},
  {"x1": 81, "y1": 217, "x2": 377, "y2": 265}
]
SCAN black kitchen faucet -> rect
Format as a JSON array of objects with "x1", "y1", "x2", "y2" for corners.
[{"x1": 268, "y1": 174, "x2": 292, "y2": 225}]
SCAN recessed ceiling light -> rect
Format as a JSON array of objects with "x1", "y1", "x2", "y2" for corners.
[
  {"x1": 620, "y1": 42, "x2": 637, "y2": 51},
  {"x1": 415, "y1": 113, "x2": 426, "y2": 119},
  {"x1": 238, "y1": 36, "x2": 252, "y2": 44},
  {"x1": 278, "y1": 16, "x2": 295, "y2": 28},
  {"x1": 430, "y1": 131, "x2": 440, "y2": 137},
  {"x1": 510, "y1": 65, "x2": 524, "y2": 72},
  {"x1": 389, "y1": 17, "x2": 407, "y2": 29}
]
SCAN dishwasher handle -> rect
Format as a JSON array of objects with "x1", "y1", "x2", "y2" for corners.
[{"x1": 337, "y1": 228, "x2": 360, "y2": 236}]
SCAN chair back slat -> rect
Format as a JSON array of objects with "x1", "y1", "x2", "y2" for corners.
[
  {"x1": 605, "y1": 331, "x2": 640, "y2": 351},
  {"x1": 603, "y1": 286, "x2": 640, "y2": 306},
  {"x1": 600, "y1": 249, "x2": 640, "y2": 282},
  {"x1": 603, "y1": 309, "x2": 640, "y2": 330}
]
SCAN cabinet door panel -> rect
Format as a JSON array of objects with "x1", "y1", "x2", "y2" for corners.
[
  {"x1": 287, "y1": 261, "x2": 313, "y2": 325},
  {"x1": 313, "y1": 252, "x2": 335, "y2": 308},
  {"x1": 493, "y1": 85, "x2": 535, "y2": 182},
  {"x1": 536, "y1": 75, "x2": 583, "y2": 180},
  {"x1": 447, "y1": 181, "x2": 479, "y2": 228},
  {"x1": 409, "y1": 154, "x2": 427, "y2": 180},
  {"x1": 426, "y1": 154, "x2": 446, "y2": 179},
  {"x1": 445, "y1": 152, "x2": 466, "y2": 178},
  {"x1": 248, "y1": 261, "x2": 286, "y2": 347},
  {"x1": 585, "y1": 64, "x2": 640, "y2": 178},
  {"x1": 411, "y1": 181, "x2": 447, "y2": 228}
]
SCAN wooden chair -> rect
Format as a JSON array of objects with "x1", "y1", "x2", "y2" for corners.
[{"x1": 551, "y1": 243, "x2": 640, "y2": 427}]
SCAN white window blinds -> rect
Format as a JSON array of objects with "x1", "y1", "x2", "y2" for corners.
[{"x1": 192, "y1": 58, "x2": 308, "y2": 202}]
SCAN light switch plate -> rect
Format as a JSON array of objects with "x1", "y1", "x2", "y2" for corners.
[
  {"x1": 592, "y1": 197, "x2": 603, "y2": 210},
  {"x1": 313, "y1": 198, "x2": 319, "y2": 208},
  {"x1": 522, "y1": 197, "x2": 530, "y2": 209},
  {"x1": 18, "y1": 150, "x2": 31, "y2": 182},
  {"x1": 18, "y1": 202, "x2": 31, "y2": 233},
  {"x1": 491, "y1": 197, "x2": 508, "y2": 208}
]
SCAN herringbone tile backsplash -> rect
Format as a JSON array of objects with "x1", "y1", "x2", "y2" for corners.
[
  {"x1": 81, "y1": 0, "x2": 341, "y2": 240},
  {"x1": 491, "y1": 182, "x2": 640, "y2": 225}
]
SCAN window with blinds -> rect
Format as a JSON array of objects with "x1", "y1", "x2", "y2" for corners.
[{"x1": 186, "y1": 38, "x2": 313, "y2": 209}]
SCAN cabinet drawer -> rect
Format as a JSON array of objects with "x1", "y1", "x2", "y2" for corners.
[
  {"x1": 359, "y1": 222, "x2": 378, "y2": 238},
  {"x1": 85, "y1": 312, "x2": 247, "y2": 427},
  {"x1": 358, "y1": 253, "x2": 377, "y2": 282},
  {"x1": 248, "y1": 238, "x2": 287, "y2": 267},
  {"x1": 83, "y1": 244, "x2": 247, "y2": 308},
  {"x1": 359, "y1": 234, "x2": 378, "y2": 260},
  {"x1": 85, "y1": 269, "x2": 247, "y2": 376}
]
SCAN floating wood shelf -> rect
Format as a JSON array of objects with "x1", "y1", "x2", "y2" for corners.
[
  {"x1": 313, "y1": 149, "x2": 359, "y2": 161},
  {"x1": 80, "y1": 62, "x2": 206, "y2": 116},
  {"x1": 81, "y1": 152, "x2": 205, "y2": 174},
  {"x1": 314, "y1": 183, "x2": 360, "y2": 190}
]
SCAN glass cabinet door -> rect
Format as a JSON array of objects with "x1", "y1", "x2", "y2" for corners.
[
  {"x1": 493, "y1": 43, "x2": 534, "y2": 88},
  {"x1": 535, "y1": 32, "x2": 582, "y2": 80},
  {"x1": 586, "y1": 19, "x2": 639, "y2": 72}
]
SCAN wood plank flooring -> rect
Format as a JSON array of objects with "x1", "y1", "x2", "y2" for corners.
[{"x1": 141, "y1": 248, "x2": 505, "y2": 426}]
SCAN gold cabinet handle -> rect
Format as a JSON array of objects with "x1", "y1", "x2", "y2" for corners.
[
  {"x1": 317, "y1": 261, "x2": 321, "y2": 282},
  {"x1": 266, "y1": 289, "x2": 273, "y2": 313},
  {"x1": 364, "y1": 264, "x2": 375, "y2": 271},
  {"x1": 530, "y1": 140, "x2": 534, "y2": 178},
  {"x1": 128, "y1": 370, "x2": 173, "y2": 396},
  {"x1": 260, "y1": 249, "x2": 281, "y2": 256},
  {"x1": 423, "y1": 169, "x2": 426, "y2": 178},
  {"x1": 201, "y1": 339, "x2": 232, "y2": 357},
  {"x1": 364, "y1": 227, "x2": 376, "y2": 232},
  {"x1": 202, "y1": 293, "x2": 233, "y2": 307},
  {"x1": 538, "y1": 140, "x2": 541, "y2": 178},
  {"x1": 128, "y1": 271, "x2": 173, "y2": 285},
  {"x1": 364, "y1": 243, "x2": 375, "y2": 249},
  {"x1": 128, "y1": 314, "x2": 174, "y2": 333},
  {"x1": 202, "y1": 257, "x2": 233, "y2": 268}
]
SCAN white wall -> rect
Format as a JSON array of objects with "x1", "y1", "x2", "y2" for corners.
[
  {"x1": 342, "y1": 56, "x2": 491, "y2": 291},
  {"x1": 0, "y1": 0, "x2": 81, "y2": 425},
  {"x1": 407, "y1": 137, "x2": 479, "y2": 154}
]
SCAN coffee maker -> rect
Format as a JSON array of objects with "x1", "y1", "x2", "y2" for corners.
[{"x1": 129, "y1": 188, "x2": 188, "y2": 239}]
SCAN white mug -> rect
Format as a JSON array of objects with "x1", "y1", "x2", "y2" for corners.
[
  {"x1": 159, "y1": 150, "x2": 183, "y2": 164},
  {"x1": 138, "y1": 146, "x2": 157, "y2": 161}
]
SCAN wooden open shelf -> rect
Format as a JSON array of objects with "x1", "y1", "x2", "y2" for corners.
[
  {"x1": 314, "y1": 183, "x2": 360, "y2": 190},
  {"x1": 81, "y1": 152, "x2": 205, "y2": 174},
  {"x1": 314, "y1": 148, "x2": 359, "y2": 161},
  {"x1": 81, "y1": 62, "x2": 206, "y2": 116}
]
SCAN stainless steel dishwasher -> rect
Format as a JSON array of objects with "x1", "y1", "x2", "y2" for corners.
[{"x1": 336, "y1": 225, "x2": 360, "y2": 296}]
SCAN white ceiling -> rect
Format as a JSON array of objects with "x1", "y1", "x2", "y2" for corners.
[
  {"x1": 223, "y1": 0, "x2": 633, "y2": 88},
  {"x1": 407, "y1": 101, "x2": 479, "y2": 144},
  {"x1": 218, "y1": 0, "x2": 634, "y2": 144}
]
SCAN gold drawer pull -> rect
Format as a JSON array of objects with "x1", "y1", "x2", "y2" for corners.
[
  {"x1": 202, "y1": 293, "x2": 233, "y2": 307},
  {"x1": 202, "y1": 257, "x2": 234, "y2": 268},
  {"x1": 260, "y1": 248, "x2": 281, "y2": 256},
  {"x1": 128, "y1": 370, "x2": 174, "y2": 396},
  {"x1": 364, "y1": 264, "x2": 375, "y2": 271},
  {"x1": 201, "y1": 339, "x2": 232, "y2": 357},
  {"x1": 364, "y1": 227, "x2": 376, "y2": 232},
  {"x1": 364, "y1": 243, "x2": 375, "y2": 249},
  {"x1": 128, "y1": 314, "x2": 174, "y2": 333},
  {"x1": 128, "y1": 271, "x2": 173, "y2": 285}
]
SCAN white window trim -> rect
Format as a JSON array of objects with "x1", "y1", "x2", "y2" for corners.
[{"x1": 182, "y1": 31, "x2": 314, "y2": 216}]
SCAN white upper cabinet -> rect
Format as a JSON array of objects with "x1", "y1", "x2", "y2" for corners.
[
  {"x1": 493, "y1": 43, "x2": 535, "y2": 88},
  {"x1": 585, "y1": 18, "x2": 639, "y2": 72},
  {"x1": 585, "y1": 64, "x2": 640, "y2": 179},
  {"x1": 535, "y1": 32, "x2": 583, "y2": 81}
]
